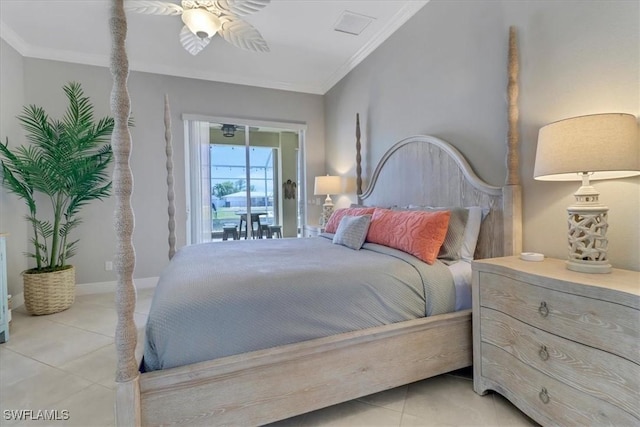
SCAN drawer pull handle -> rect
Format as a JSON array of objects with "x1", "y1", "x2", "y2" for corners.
[
  {"x1": 539, "y1": 387, "x2": 550, "y2": 404},
  {"x1": 538, "y1": 301, "x2": 549, "y2": 317},
  {"x1": 539, "y1": 345, "x2": 549, "y2": 361}
]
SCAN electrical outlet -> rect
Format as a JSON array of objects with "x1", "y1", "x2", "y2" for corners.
[{"x1": 105, "y1": 261, "x2": 113, "y2": 271}]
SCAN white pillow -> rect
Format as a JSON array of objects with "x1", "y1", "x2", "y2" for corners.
[{"x1": 460, "y1": 207, "x2": 488, "y2": 261}]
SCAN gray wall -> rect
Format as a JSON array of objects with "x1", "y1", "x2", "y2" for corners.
[
  {"x1": 325, "y1": 0, "x2": 639, "y2": 271},
  {"x1": 280, "y1": 132, "x2": 299, "y2": 237},
  {"x1": 0, "y1": 40, "x2": 28, "y2": 297},
  {"x1": 1, "y1": 53, "x2": 324, "y2": 295},
  {"x1": 2, "y1": 0, "x2": 638, "y2": 300}
]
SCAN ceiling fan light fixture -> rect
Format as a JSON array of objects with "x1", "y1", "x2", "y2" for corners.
[
  {"x1": 182, "y1": 8, "x2": 222, "y2": 39},
  {"x1": 128, "y1": 0, "x2": 270, "y2": 53},
  {"x1": 221, "y1": 124, "x2": 237, "y2": 137}
]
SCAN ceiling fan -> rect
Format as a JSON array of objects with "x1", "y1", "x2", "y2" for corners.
[{"x1": 125, "y1": 0, "x2": 270, "y2": 55}]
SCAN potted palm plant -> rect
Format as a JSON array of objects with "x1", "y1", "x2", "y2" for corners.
[{"x1": 0, "y1": 82, "x2": 114, "y2": 315}]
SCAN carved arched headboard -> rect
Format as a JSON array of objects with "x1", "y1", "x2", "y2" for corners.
[{"x1": 358, "y1": 135, "x2": 505, "y2": 260}]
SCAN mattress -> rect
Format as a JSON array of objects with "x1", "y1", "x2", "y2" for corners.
[{"x1": 142, "y1": 235, "x2": 456, "y2": 372}]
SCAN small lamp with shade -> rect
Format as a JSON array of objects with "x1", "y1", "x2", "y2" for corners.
[
  {"x1": 314, "y1": 175, "x2": 342, "y2": 227},
  {"x1": 534, "y1": 113, "x2": 639, "y2": 273}
]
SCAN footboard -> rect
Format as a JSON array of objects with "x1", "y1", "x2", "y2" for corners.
[{"x1": 138, "y1": 310, "x2": 471, "y2": 426}]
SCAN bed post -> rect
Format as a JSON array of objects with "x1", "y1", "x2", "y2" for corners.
[
  {"x1": 356, "y1": 113, "x2": 363, "y2": 203},
  {"x1": 165, "y1": 94, "x2": 176, "y2": 260},
  {"x1": 110, "y1": 0, "x2": 141, "y2": 425},
  {"x1": 503, "y1": 26, "x2": 523, "y2": 257}
]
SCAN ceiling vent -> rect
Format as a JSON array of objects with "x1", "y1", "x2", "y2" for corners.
[{"x1": 333, "y1": 11, "x2": 375, "y2": 36}]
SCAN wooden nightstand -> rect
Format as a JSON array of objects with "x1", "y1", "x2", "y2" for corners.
[
  {"x1": 304, "y1": 225, "x2": 324, "y2": 237},
  {"x1": 472, "y1": 256, "x2": 639, "y2": 426}
]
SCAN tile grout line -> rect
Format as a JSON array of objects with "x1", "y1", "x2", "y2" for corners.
[
  {"x1": 0, "y1": 344, "x2": 112, "y2": 384},
  {"x1": 398, "y1": 383, "x2": 410, "y2": 426}
]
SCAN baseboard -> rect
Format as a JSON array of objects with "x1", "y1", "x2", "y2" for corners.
[
  {"x1": 11, "y1": 277, "x2": 158, "y2": 308},
  {"x1": 75, "y1": 277, "x2": 159, "y2": 296},
  {"x1": 9, "y1": 293, "x2": 23, "y2": 314}
]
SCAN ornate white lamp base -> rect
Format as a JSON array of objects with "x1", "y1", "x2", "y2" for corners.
[
  {"x1": 319, "y1": 196, "x2": 334, "y2": 227},
  {"x1": 565, "y1": 175, "x2": 611, "y2": 274}
]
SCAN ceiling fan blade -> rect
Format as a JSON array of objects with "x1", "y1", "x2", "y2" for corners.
[
  {"x1": 181, "y1": 1, "x2": 202, "y2": 10},
  {"x1": 220, "y1": 19, "x2": 269, "y2": 52},
  {"x1": 179, "y1": 26, "x2": 211, "y2": 55},
  {"x1": 125, "y1": 1, "x2": 183, "y2": 15},
  {"x1": 214, "y1": 0, "x2": 270, "y2": 17}
]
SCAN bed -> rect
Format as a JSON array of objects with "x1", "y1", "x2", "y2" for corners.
[
  {"x1": 110, "y1": 1, "x2": 522, "y2": 425},
  {"x1": 142, "y1": 235, "x2": 463, "y2": 372}
]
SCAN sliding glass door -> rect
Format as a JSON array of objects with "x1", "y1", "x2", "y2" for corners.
[
  {"x1": 185, "y1": 117, "x2": 305, "y2": 244},
  {"x1": 210, "y1": 141, "x2": 276, "y2": 238}
]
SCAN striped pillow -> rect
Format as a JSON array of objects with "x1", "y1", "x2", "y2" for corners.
[
  {"x1": 332, "y1": 215, "x2": 372, "y2": 250},
  {"x1": 461, "y1": 207, "x2": 488, "y2": 261}
]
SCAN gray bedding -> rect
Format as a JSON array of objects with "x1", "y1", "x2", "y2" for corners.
[{"x1": 142, "y1": 235, "x2": 455, "y2": 372}]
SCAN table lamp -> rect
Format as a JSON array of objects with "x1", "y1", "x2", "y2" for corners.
[
  {"x1": 314, "y1": 175, "x2": 341, "y2": 227},
  {"x1": 534, "y1": 113, "x2": 639, "y2": 273}
]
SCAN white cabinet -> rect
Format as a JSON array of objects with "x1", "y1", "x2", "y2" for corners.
[
  {"x1": 472, "y1": 256, "x2": 639, "y2": 426},
  {"x1": 0, "y1": 233, "x2": 9, "y2": 343}
]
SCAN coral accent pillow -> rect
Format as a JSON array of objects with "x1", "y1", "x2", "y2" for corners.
[
  {"x1": 325, "y1": 207, "x2": 376, "y2": 233},
  {"x1": 366, "y1": 209, "x2": 451, "y2": 264}
]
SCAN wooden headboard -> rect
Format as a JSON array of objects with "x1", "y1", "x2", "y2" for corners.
[
  {"x1": 357, "y1": 135, "x2": 506, "y2": 260},
  {"x1": 355, "y1": 27, "x2": 522, "y2": 260}
]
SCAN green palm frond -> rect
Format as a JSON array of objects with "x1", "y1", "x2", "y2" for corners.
[
  {"x1": 0, "y1": 82, "x2": 118, "y2": 271},
  {"x1": 0, "y1": 159, "x2": 35, "y2": 210},
  {"x1": 59, "y1": 218, "x2": 82, "y2": 237},
  {"x1": 61, "y1": 239, "x2": 80, "y2": 265},
  {"x1": 28, "y1": 239, "x2": 48, "y2": 253},
  {"x1": 33, "y1": 218, "x2": 54, "y2": 238},
  {"x1": 17, "y1": 105, "x2": 56, "y2": 148}
]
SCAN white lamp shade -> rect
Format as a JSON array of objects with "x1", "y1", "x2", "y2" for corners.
[
  {"x1": 182, "y1": 8, "x2": 222, "y2": 39},
  {"x1": 534, "y1": 113, "x2": 639, "y2": 181},
  {"x1": 314, "y1": 175, "x2": 341, "y2": 195}
]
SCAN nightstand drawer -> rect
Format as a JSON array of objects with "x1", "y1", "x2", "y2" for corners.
[
  {"x1": 480, "y1": 307, "x2": 639, "y2": 418},
  {"x1": 481, "y1": 343, "x2": 638, "y2": 426},
  {"x1": 479, "y1": 271, "x2": 640, "y2": 364}
]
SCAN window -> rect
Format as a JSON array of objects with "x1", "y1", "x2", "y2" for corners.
[{"x1": 184, "y1": 116, "x2": 306, "y2": 244}]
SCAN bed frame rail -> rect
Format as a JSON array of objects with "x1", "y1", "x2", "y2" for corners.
[{"x1": 138, "y1": 310, "x2": 471, "y2": 426}]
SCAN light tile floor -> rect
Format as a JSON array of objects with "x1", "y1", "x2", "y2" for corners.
[{"x1": 0, "y1": 289, "x2": 538, "y2": 427}]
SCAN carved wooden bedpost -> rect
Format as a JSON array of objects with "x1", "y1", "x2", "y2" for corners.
[
  {"x1": 165, "y1": 94, "x2": 176, "y2": 260},
  {"x1": 110, "y1": 0, "x2": 141, "y2": 424},
  {"x1": 356, "y1": 113, "x2": 363, "y2": 203},
  {"x1": 503, "y1": 26, "x2": 523, "y2": 256}
]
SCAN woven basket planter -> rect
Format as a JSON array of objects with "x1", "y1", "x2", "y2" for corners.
[{"x1": 23, "y1": 266, "x2": 75, "y2": 315}]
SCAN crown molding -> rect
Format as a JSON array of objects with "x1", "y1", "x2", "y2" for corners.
[
  {"x1": 320, "y1": 0, "x2": 429, "y2": 94},
  {"x1": 129, "y1": 60, "x2": 325, "y2": 94},
  {"x1": 0, "y1": 25, "x2": 324, "y2": 95},
  {"x1": 1, "y1": 19, "x2": 110, "y2": 69},
  {"x1": 0, "y1": 27, "x2": 324, "y2": 94},
  {"x1": 0, "y1": 19, "x2": 29, "y2": 55},
  {"x1": 1, "y1": 0, "x2": 428, "y2": 96}
]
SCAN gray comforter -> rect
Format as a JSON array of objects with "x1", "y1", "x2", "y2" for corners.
[{"x1": 142, "y1": 235, "x2": 455, "y2": 372}]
